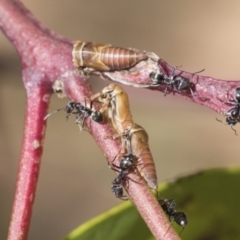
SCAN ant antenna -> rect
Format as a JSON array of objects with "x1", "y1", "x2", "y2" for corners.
[
  {"x1": 44, "y1": 108, "x2": 65, "y2": 120},
  {"x1": 231, "y1": 126, "x2": 238, "y2": 136},
  {"x1": 176, "y1": 65, "x2": 182, "y2": 69},
  {"x1": 163, "y1": 222, "x2": 173, "y2": 239},
  {"x1": 216, "y1": 117, "x2": 223, "y2": 123},
  {"x1": 155, "y1": 189, "x2": 160, "y2": 200},
  {"x1": 216, "y1": 118, "x2": 238, "y2": 135},
  {"x1": 192, "y1": 69, "x2": 205, "y2": 76},
  {"x1": 179, "y1": 226, "x2": 185, "y2": 235}
]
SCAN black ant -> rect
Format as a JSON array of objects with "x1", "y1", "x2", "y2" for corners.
[
  {"x1": 216, "y1": 87, "x2": 240, "y2": 135},
  {"x1": 110, "y1": 153, "x2": 137, "y2": 200},
  {"x1": 149, "y1": 65, "x2": 204, "y2": 97},
  {"x1": 65, "y1": 100, "x2": 103, "y2": 125},
  {"x1": 44, "y1": 98, "x2": 103, "y2": 129},
  {"x1": 159, "y1": 199, "x2": 188, "y2": 229}
]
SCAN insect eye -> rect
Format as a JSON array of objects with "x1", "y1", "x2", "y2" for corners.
[
  {"x1": 66, "y1": 101, "x2": 75, "y2": 113},
  {"x1": 231, "y1": 109, "x2": 239, "y2": 118},
  {"x1": 102, "y1": 93, "x2": 108, "y2": 99},
  {"x1": 235, "y1": 87, "x2": 240, "y2": 101},
  {"x1": 149, "y1": 72, "x2": 163, "y2": 84},
  {"x1": 91, "y1": 111, "x2": 103, "y2": 123},
  {"x1": 175, "y1": 212, "x2": 188, "y2": 227}
]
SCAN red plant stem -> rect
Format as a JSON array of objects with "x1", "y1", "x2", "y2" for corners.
[
  {"x1": 0, "y1": 0, "x2": 180, "y2": 239},
  {"x1": 102, "y1": 57, "x2": 240, "y2": 116},
  {"x1": 154, "y1": 59, "x2": 240, "y2": 114},
  {"x1": 8, "y1": 83, "x2": 50, "y2": 240}
]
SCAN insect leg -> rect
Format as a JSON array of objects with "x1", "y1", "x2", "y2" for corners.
[{"x1": 231, "y1": 125, "x2": 238, "y2": 135}]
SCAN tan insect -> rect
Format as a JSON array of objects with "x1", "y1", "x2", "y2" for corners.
[
  {"x1": 72, "y1": 41, "x2": 149, "y2": 72},
  {"x1": 91, "y1": 83, "x2": 133, "y2": 133},
  {"x1": 91, "y1": 83, "x2": 158, "y2": 190},
  {"x1": 121, "y1": 124, "x2": 158, "y2": 190}
]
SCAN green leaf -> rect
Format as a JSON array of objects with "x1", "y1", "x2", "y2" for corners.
[
  {"x1": 63, "y1": 200, "x2": 152, "y2": 240},
  {"x1": 63, "y1": 168, "x2": 240, "y2": 240}
]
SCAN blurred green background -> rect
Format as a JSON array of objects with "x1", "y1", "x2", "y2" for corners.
[{"x1": 1, "y1": 0, "x2": 240, "y2": 239}]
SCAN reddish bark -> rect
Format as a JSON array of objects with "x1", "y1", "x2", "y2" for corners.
[
  {"x1": 1, "y1": 0, "x2": 236, "y2": 240},
  {"x1": 0, "y1": 0, "x2": 180, "y2": 239}
]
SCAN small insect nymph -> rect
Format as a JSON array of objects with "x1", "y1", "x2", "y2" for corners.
[
  {"x1": 122, "y1": 124, "x2": 158, "y2": 190},
  {"x1": 159, "y1": 199, "x2": 188, "y2": 229},
  {"x1": 217, "y1": 87, "x2": 240, "y2": 135},
  {"x1": 72, "y1": 41, "x2": 150, "y2": 73}
]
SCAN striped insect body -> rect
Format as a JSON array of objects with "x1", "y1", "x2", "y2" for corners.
[
  {"x1": 72, "y1": 41, "x2": 149, "y2": 72},
  {"x1": 91, "y1": 84, "x2": 158, "y2": 192}
]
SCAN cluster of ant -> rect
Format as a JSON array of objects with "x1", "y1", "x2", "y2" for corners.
[
  {"x1": 72, "y1": 40, "x2": 239, "y2": 135},
  {"x1": 46, "y1": 83, "x2": 187, "y2": 229},
  {"x1": 45, "y1": 39, "x2": 240, "y2": 236},
  {"x1": 60, "y1": 42, "x2": 191, "y2": 230},
  {"x1": 149, "y1": 65, "x2": 240, "y2": 135}
]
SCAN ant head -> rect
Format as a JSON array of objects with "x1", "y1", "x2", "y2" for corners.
[
  {"x1": 65, "y1": 101, "x2": 77, "y2": 113},
  {"x1": 235, "y1": 87, "x2": 240, "y2": 102},
  {"x1": 44, "y1": 101, "x2": 85, "y2": 121},
  {"x1": 91, "y1": 110, "x2": 104, "y2": 123},
  {"x1": 149, "y1": 72, "x2": 164, "y2": 85},
  {"x1": 174, "y1": 212, "x2": 188, "y2": 228},
  {"x1": 226, "y1": 116, "x2": 238, "y2": 126},
  {"x1": 111, "y1": 185, "x2": 123, "y2": 197},
  {"x1": 119, "y1": 154, "x2": 135, "y2": 169},
  {"x1": 230, "y1": 108, "x2": 240, "y2": 119}
]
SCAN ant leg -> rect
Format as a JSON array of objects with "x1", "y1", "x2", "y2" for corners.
[
  {"x1": 231, "y1": 125, "x2": 238, "y2": 136},
  {"x1": 109, "y1": 164, "x2": 121, "y2": 172},
  {"x1": 164, "y1": 86, "x2": 169, "y2": 96},
  {"x1": 109, "y1": 154, "x2": 124, "y2": 170},
  {"x1": 119, "y1": 196, "x2": 129, "y2": 201},
  {"x1": 84, "y1": 97, "x2": 87, "y2": 108},
  {"x1": 162, "y1": 221, "x2": 174, "y2": 239},
  {"x1": 157, "y1": 63, "x2": 167, "y2": 76},
  {"x1": 226, "y1": 91, "x2": 236, "y2": 102},
  {"x1": 178, "y1": 227, "x2": 185, "y2": 235},
  {"x1": 75, "y1": 113, "x2": 83, "y2": 124},
  {"x1": 170, "y1": 67, "x2": 177, "y2": 76},
  {"x1": 189, "y1": 88, "x2": 196, "y2": 98},
  {"x1": 104, "y1": 132, "x2": 124, "y2": 140},
  {"x1": 84, "y1": 97, "x2": 93, "y2": 110},
  {"x1": 66, "y1": 113, "x2": 72, "y2": 121},
  {"x1": 80, "y1": 115, "x2": 88, "y2": 131},
  {"x1": 75, "y1": 114, "x2": 89, "y2": 132},
  {"x1": 124, "y1": 174, "x2": 141, "y2": 185}
]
